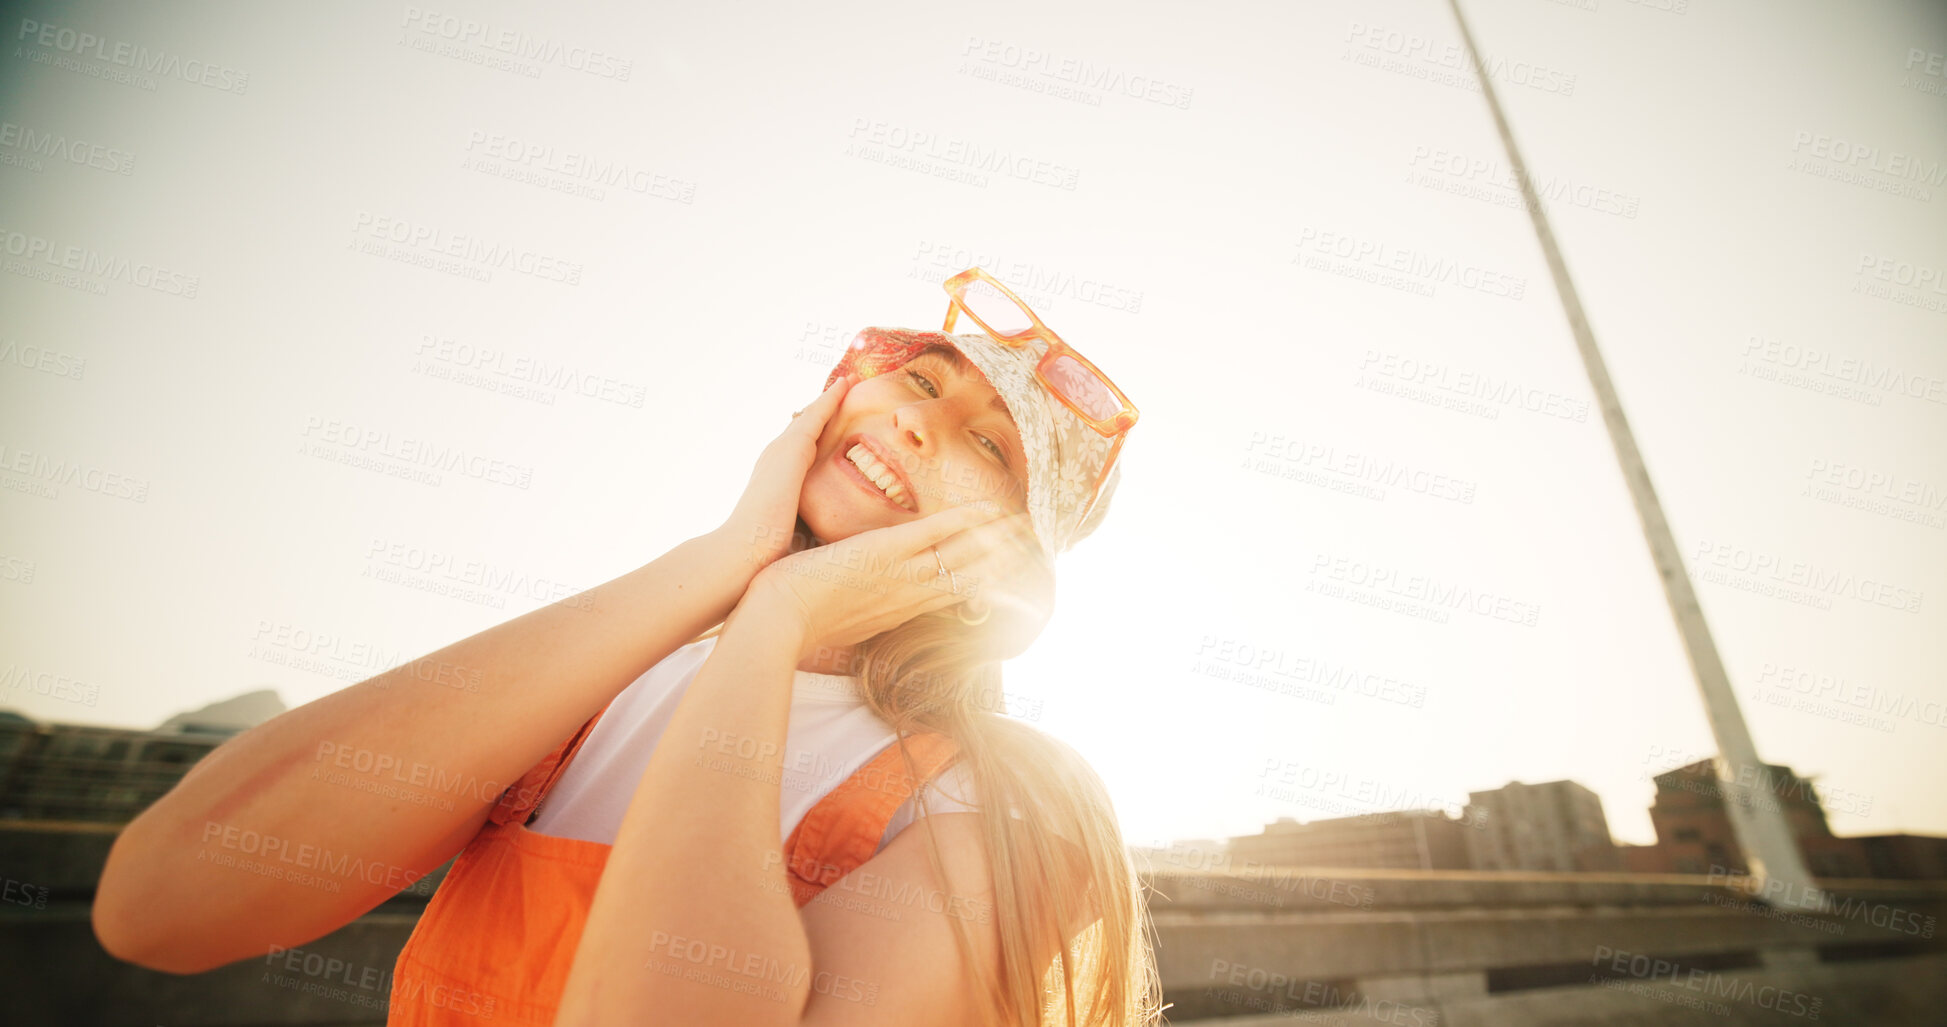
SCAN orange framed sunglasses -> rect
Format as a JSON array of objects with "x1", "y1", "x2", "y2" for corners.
[{"x1": 941, "y1": 266, "x2": 1137, "y2": 530}]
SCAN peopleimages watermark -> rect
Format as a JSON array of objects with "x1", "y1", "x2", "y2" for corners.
[
  {"x1": 0, "y1": 120, "x2": 135, "y2": 176},
  {"x1": 1241, "y1": 432, "x2": 1477, "y2": 505},
  {"x1": 198, "y1": 820, "x2": 435, "y2": 894},
  {"x1": 1192, "y1": 633, "x2": 1428, "y2": 709},
  {"x1": 1904, "y1": 48, "x2": 1946, "y2": 96},
  {"x1": 0, "y1": 554, "x2": 34, "y2": 584},
  {"x1": 1206, "y1": 959, "x2": 1438, "y2": 1026},
  {"x1": 690, "y1": 728, "x2": 1014, "y2": 801},
  {"x1": 411, "y1": 333, "x2": 649, "y2": 409},
  {"x1": 311, "y1": 741, "x2": 529, "y2": 812},
  {"x1": 1307, "y1": 551, "x2": 1542, "y2": 628},
  {"x1": 0, "y1": 225, "x2": 200, "y2": 298},
  {"x1": 1589, "y1": 946, "x2": 1821, "y2": 1019},
  {"x1": 264, "y1": 943, "x2": 498, "y2": 1019},
  {"x1": 1342, "y1": 20, "x2": 1577, "y2": 98},
  {"x1": 793, "y1": 644, "x2": 1045, "y2": 721},
  {"x1": 364, "y1": 537, "x2": 593, "y2": 612},
  {"x1": 0, "y1": 662, "x2": 101, "y2": 707},
  {"x1": 398, "y1": 7, "x2": 632, "y2": 81},
  {"x1": 1690, "y1": 537, "x2": 1924, "y2": 614},
  {"x1": 761, "y1": 850, "x2": 994, "y2": 925},
  {"x1": 1256, "y1": 758, "x2": 1473, "y2": 823},
  {"x1": 249, "y1": 617, "x2": 485, "y2": 692},
  {"x1": 644, "y1": 930, "x2": 879, "y2": 1006},
  {"x1": 1736, "y1": 334, "x2": 1946, "y2": 409},
  {"x1": 1636, "y1": 744, "x2": 1873, "y2": 817},
  {"x1": 1640, "y1": 759, "x2": 1873, "y2": 819},
  {"x1": 1293, "y1": 225, "x2": 1527, "y2": 301},
  {"x1": 1701, "y1": 888, "x2": 1845, "y2": 937},
  {"x1": 957, "y1": 35, "x2": 1193, "y2": 109},
  {"x1": 1749, "y1": 682, "x2": 1897, "y2": 735},
  {"x1": 15, "y1": 18, "x2": 250, "y2": 94},
  {"x1": 1787, "y1": 130, "x2": 1943, "y2": 203},
  {"x1": 1801, "y1": 456, "x2": 1945, "y2": 530},
  {"x1": 1753, "y1": 661, "x2": 1946, "y2": 732},
  {"x1": 1853, "y1": 251, "x2": 1947, "y2": 315},
  {"x1": 739, "y1": 523, "x2": 984, "y2": 600},
  {"x1": 0, "y1": 336, "x2": 87, "y2": 380},
  {"x1": 1706, "y1": 865, "x2": 1937, "y2": 939},
  {"x1": 1148, "y1": 842, "x2": 1379, "y2": 911},
  {"x1": 0, "y1": 442, "x2": 150, "y2": 502},
  {"x1": 460, "y1": 130, "x2": 694, "y2": 204},
  {"x1": 348, "y1": 211, "x2": 584, "y2": 286},
  {"x1": 3, "y1": 875, "x2": 49, "y2": 909},
  {"x1": 298, "y1": 414, "x2": 535, "y2": 490},
  {"x1": 1405, "y1": 145, "x2": 1641, "y2": 220},
  {"x1": 1354, "y1": 349, "x2": 1591, "y2": 423},
  {"x1": 909, "y1": 240, "x2": 1143, "y2": 314},
  {"x1": 846, "y1": 117, "x2": 1080, "y2": 191}
]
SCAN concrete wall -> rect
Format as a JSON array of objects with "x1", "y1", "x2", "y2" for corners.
[
  {"x1": 1147, "y1": 865, "x2": 1947, "y2": 1023},
  {"x1": 7, "y1": 822, "x2": 1945, "y2": 1025}
]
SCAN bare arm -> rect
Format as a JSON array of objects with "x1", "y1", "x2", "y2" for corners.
[
  {"x1": 557, "y1": 505, "x2": 1011, "y2": 1026},
  {"x1": 92, "y1": 529, "x2": 757, "y2": 974},
  {"x1": 556, "y1": 581, "x2": 815, "y2": 1025},
  {"x1": 557, "y1": 591, "x2": 1002, "y2": 1027}
]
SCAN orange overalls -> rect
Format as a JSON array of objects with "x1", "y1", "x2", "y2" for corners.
[{"x1": 387, "y1": 698, "x2": 962, "y2": 1026}]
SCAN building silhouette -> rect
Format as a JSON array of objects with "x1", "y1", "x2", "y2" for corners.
[
  {"x1": 1619, "y1": 758, "x2": 1947, "y2": 879},
  {"x1": 1226, "y1": 810, "x2": 1472, "y2": 870},
  {"x1": 1464, "y1": 779, "x2": 1620, "y2": 872},
  {"x1": 0, "y1": 690, "x2": 285, "y2": 823}
]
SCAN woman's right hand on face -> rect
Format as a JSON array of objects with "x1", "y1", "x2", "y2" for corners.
[{"x1": 705, "y1": 371, "x2": 859, "y2": 582}]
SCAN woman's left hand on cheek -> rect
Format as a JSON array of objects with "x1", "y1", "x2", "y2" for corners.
[{"x1": 748, "y1": 505, "x2": 1037, "y2": 656}]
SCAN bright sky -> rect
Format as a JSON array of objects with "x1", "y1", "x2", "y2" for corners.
[{"x1": 3, "y1": 0, "x2": 1943, "y2": 850}]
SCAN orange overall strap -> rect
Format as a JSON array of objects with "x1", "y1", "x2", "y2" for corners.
[
  {"x1": 781, "y1": 731, "x2": 962, "y2": 906},
  {"x1": 487, "y1": 698, "x2": 617, "y2": 827}
]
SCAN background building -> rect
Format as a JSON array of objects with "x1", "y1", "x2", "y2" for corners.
[
  {"x1": 1633, "y1": 758, "x2": 1851, "y2": 875},
  {"x1": 1226, "y1": 810, "x2": 1471, "y2": 870},
  {"x1": 1464, "y1": 779, "x2": 1619, "y2": 872},
  {"x1": 0, "y1": 691, "x2": 284, "y2": 823},
  {"x1": 1620, "y1": 758, "x2": 1947, "y2": 880}
]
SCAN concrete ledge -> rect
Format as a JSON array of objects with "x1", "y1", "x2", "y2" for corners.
[
  {"x1": 3, "y1": 905, "x2": 417, "y2": 1027},
  {"x1": 1142, "y1": 865, "x2": 1947, "y2": 913},
  {"x1": 1154, "y1": 903, "x2": 1946, "y2": 989},
  {"x1": 1177, "y1": 952, "x2": 1947, "y2": 1026}
]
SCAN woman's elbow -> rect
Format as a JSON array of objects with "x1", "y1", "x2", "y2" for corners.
[
  {"x1": 92, "y1": 826, "x2": 216, "y2": 974},
  {"x1": 91, "y1": 886, "x2": 173, "y2": 973},
  {"x1": 92, "y1": 891, "x2": 230, "y2": 975}
]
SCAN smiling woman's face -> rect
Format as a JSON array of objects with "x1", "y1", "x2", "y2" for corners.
[{"x1": 800, "y1": 346, "x2": 1031, "y2": 543}]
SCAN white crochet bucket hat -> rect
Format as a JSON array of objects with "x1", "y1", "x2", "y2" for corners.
[{"x1": 822, "y1": 326, "x2": 1126, "y2": 567}]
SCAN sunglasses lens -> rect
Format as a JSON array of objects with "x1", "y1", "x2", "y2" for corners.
[
  {"x1": 959, "y1": 279, "x2": 1035, "y2": 337},
  {"x1": 1044, "y1": 353, "x2": 1123, "y2": 423}
]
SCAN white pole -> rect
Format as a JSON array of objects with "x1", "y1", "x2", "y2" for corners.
[{"x1": 1441, "y1": 0, "x2": 1826, "y2": 912}]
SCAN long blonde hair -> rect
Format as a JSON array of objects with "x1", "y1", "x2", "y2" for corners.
[{"x1": 689, "y1": 549, "x2": 1166, "y2": 1024}]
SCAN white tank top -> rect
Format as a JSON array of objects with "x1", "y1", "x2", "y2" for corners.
[{"x1": 527, "y1": 636, "x2": 979, "y2": 855}]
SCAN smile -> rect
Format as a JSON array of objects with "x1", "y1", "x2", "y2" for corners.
[{"x1": 835, "y1": 439, "x2": 917, "y2": 512}]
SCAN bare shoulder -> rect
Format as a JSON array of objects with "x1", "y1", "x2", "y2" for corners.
[{"x1": 797, "y1": 811, "x2": 1003, "y2": 1027}]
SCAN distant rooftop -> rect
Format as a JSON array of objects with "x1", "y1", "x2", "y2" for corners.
[
  {"x1": 154, "y1": 688, "x2": 287, "y2": 734},
  {"x1": 0, "y1": 688, "x2": 287, "y2": 736}
]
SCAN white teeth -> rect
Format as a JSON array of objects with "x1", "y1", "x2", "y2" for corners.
[{"x1": 847, "y1": 445, "x2": 912, "y2": 508}]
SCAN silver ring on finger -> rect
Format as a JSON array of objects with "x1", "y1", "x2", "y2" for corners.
[{"x1": 932, "y1": 546, "x2": 958, "y2": 594}]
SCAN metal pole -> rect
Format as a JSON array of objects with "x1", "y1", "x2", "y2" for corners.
[{"x1": 1441, "y1": 0, "x2": 1825, "y2": 911}]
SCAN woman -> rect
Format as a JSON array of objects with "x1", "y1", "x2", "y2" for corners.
[{"x1": 93, "y1": 269, "x2": 1163, "y2": 1026}]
